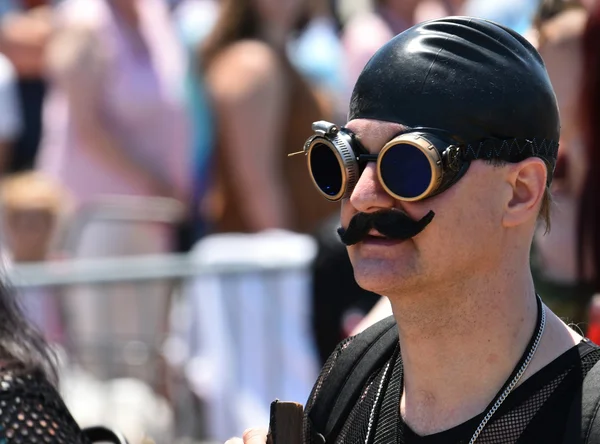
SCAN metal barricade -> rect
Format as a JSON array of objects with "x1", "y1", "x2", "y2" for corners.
[
  {"x1": 6, "y1": 195, "x2": 189, "y2": 443},
  {"x1": 52, "y1": 196, "x2": 184, "y2": 387},
  {"x1": 7, "y1": 229, "x2": 321, "y2": 444},
  {"x1": 168, "y1": 232, "x2": 320, "y2": 441}
]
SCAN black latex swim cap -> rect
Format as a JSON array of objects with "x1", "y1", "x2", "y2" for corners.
[{"x1": 349, "y1": 16, "x2": 560, "y2": 145}]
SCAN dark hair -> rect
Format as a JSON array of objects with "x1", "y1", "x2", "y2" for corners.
[
  {"x1": 533, "y1": 0, "x2": 584, "y2": 29},
  {"x1": 200, "y1": 0, "x2": 310, "y2": 70},
  {"x1": 201, "y1": 0, "x2": 259, "y2": 69},
  {"x1": 0, "y1": 279, "x2": 58, "y2": 384},
  {"x1": 577, "y1": 3, "x2": 600, "y2": 289}
]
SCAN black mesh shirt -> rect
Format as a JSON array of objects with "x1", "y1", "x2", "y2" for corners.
[
  {"x1": 304, "y1": 336, "x2": 600, "y2": 444},
  {"x1": 0, "y1": 366, "x2": 90, "y2": 443}
]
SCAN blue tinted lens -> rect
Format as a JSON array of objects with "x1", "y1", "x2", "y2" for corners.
[
  {"x1": 379, "y1": 143, "x2": 432, "y2": 199},
  {"x1": 310, "y1": 143, "x2": 343, "y2": 197}
]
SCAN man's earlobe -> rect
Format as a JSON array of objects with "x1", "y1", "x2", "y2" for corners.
[{"x1": 502, "y1": 159, "x2": 547, "y2": 228}]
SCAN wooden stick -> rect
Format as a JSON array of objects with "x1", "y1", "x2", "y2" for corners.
[{"x1": 266, "y1": 400, "x2": 304, "y2": 444}]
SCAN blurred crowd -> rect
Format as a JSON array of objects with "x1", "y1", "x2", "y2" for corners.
[
  {"x1": 0, "y1": 0, "x2": 599, "y2": 441},
  {"x1": 0, "y1": 0, "x2": 549, "y2": 258},
  {"x1": 0, "y1": 0, "x2": 556, "y2": 357}
]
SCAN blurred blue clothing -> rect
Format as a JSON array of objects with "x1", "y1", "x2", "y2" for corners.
[
  {"x1": 288, "y1": 17, "x2": 347, "y2": 122},
  {"x1": 173, "y1": 0, "x2": 219, "y2": 239},
  {"x1": 464, "y1": 0, "x2": 540, "y2": 35},
  {"x1": 288, "y1": 17, "x2": 346, "y2": 101}
]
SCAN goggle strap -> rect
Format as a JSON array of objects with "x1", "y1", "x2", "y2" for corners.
[{"x1": 460, "y1": 137, "x2": 559, "y2": 164}]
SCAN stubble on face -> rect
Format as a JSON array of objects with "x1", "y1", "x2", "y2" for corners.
[{"x1": 346, "y1": 163, "x2": 508, "y2": 299}]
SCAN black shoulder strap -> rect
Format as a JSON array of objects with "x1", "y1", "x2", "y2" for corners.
[
  {"x1": 563, "y1": 341, "x2": 600, "y2": 444},
  {"x1": 307, "y1": 316, "x2": 399, "y2": 443},
  {"x1": 582, "y1": 349, "x2": 600, "y2": 444}
]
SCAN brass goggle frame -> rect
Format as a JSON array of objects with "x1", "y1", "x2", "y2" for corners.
[{"x1": 290, "y1": 121, "x2": 449, "y2": 202}]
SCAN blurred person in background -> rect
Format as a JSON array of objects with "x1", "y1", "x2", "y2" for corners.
[
  {"x1": 35, "y1": 0, "x2": 190, "y2": 382},
  {"x1": 37, "y1": 0, "x2": 191, "y2": 262},
  {"x1": 341, "y1": 0, "x2": 420, "y2": 103},
  {"x1": 287, "y1": 0, "x2": 347, "y2": 122},
  {"x1": 0, "y1": 171, "x2": 69, "y2": 344},
  {"x1": 0, "y1": 0, "x2": 56, "y2": 172},
  {"x1": 37, "y1": 0, "x2": 190, "y2": 221},
  {"x1": 174, "y1": 0, "x2": 344, "y2": 242},
  {"x1": 0, "y1": 52, "x2": 22, "y2": 173},
  {"x1": 414, "y1": 0, "x2": 467, "y2": 23},
  {"x1": 341, "y1": 0, "x2": 467, "y2": 106},
  {"x1": 573, "y1": 0, "x2": 600, "y2": 338},
  {"x1": 584, "y1": 0, "x2": 599, "y2": 10},
  {"x1": 172, "y1": 0, "x2": 219, "y2": 246},
  {"x1": 529, "y1": 0, "x2": 592, "y2": 327},
  {"x1": 198, "y1": 0, "x2": 338, "y2": 234}
]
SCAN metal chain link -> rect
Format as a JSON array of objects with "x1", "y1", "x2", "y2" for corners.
[
  {"x1": 468, "y1": 298, "x2": 546, "y2": 444},
  {"x1": 364, "y1": 361, "x2": 392, "y2": 444}
]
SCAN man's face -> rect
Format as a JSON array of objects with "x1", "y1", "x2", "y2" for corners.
[{"x1": 340, "y1": 119, "x2": 512, "y2": 297}]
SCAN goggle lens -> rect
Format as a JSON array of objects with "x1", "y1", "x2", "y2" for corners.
[
  {"x1": 379, "y1": 142, "x2": 433, "y2": 199},
  {"x1": 309, "y1": 143, "x2": 343, "y2": 197}
]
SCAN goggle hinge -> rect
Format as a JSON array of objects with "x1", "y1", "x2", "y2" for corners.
[
  {"x1": 312, "y1": 121, "x2": 340, "y2": 137},
  {"x1": 444, "y1": 145, "x2": 463, "y2": 171}
]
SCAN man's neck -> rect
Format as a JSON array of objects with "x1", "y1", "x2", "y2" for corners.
[{"x1": 391, "y1": 267, "x2": 582, "y2": 436}]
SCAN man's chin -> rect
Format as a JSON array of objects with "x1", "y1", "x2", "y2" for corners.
[
  {"x1": 352, "y1": 251, "x2": 421, "y2": 289},
  {"x1": 354, "y1": 270, "x2": 402, "y2": 296}
]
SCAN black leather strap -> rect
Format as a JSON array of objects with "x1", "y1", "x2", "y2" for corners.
[
  {"x1": 307, "y1": 316, "x2": 398, "y2": 442},
  {"x1": 562, "y1": 341, "x2": 600, "y2": 444}
]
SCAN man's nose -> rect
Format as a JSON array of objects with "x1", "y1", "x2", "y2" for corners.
[{"x1": 349, "y1": 163, "x2": 396, "y2": 213}]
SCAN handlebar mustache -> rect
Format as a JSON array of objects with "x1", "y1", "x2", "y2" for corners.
[{"x1": 337, "y1": 210, "x2": 435, "y2": 246}]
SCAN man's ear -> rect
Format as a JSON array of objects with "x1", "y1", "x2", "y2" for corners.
[{"x1": 502, "y1": 158, "x2": 548, "y2": 228}]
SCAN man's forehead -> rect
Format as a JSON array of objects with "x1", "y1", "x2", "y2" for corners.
[{"x1": 344, "y1": 119, "x2": 409, "y2": 151}]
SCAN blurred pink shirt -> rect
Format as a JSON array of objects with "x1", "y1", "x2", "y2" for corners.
[{"x1": 36, "y1": 0, "x2": 190, "y2": 207}]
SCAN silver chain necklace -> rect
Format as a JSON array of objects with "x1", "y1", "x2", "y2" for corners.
[
  {"x1": 468, "y1": 296, "x2": 546, "y2": 443},
  {"x1": 364, "y1": 295, "x2": 546, "y2": 444}
]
